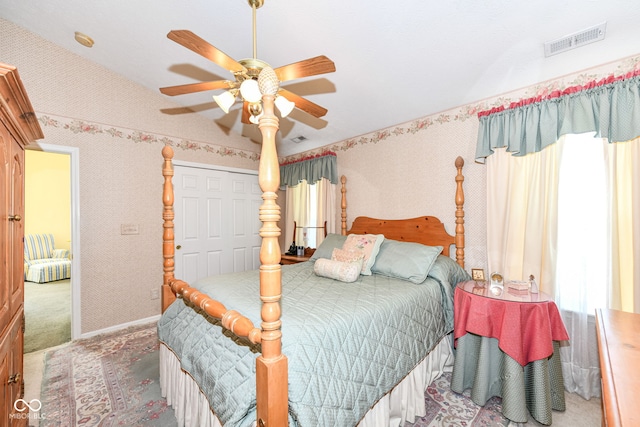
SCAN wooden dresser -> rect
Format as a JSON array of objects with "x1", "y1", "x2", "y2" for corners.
[
  {"x1": 0, "y1": 63, "x2": 43, "y2": 425},
  {"x1": 595, "y1": 308, "x2": 640, "y2": 427}
]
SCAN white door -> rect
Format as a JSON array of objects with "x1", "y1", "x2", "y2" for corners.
[{"x1": 173, "y1": 165, "x2": 262, "y2": 284}]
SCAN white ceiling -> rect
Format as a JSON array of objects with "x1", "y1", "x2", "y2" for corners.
[{"x1": 2, "y1": 0, "x2": 640, "y2": 156}]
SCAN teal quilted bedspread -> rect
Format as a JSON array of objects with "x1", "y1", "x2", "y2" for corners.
[{"x1": 157, "y1": 255, "x2": 469, "y2": 426}]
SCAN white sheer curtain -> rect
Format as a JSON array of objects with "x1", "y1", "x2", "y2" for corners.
[
  {"x1": 486, "y1": 144, "x2": 561, "y2": 296},
  {"x1": 315, "y1": 177, "x2": 337, "y2": 240},
  {"x1": 486, "y1": 133, "x2": 640, "y2": 399},
  {"x1": 605, "y1": 138, "x2": 640, "y2": 312},
  {"x1": 285, "y1": 180, "x2": 310, "y2": 248},
  {"x1": 284, "y1": 178, "x2": 336, "y2": 249},
  {"x1": 555, "y1": 134, "x2": 608, "y2": 399}
]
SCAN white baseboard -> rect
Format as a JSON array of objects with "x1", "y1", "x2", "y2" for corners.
[{"x1": 78, "y1": 315, "x2": 161, "y2": 339}]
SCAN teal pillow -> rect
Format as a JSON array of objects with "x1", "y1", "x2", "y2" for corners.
[
  {"x1": 371, "y1": 240, "x2": 443, "y2": 284},
  {"x1": 309, "y1": 233, "x2": 347, "y2": 261}
]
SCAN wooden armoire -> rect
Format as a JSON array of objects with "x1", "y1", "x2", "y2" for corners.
[{"x1": 0, "y1": 63, "x2": 43, "y2": 425}]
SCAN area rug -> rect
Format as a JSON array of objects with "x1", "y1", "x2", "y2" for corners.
[
  {"x1": 408, "y1": 371, "x2": 509, "y2": 427},
  {"x1": 39, "y1": 321, "x2": 509, "y2": 426},
  {"x1": 39, "y1": 322, "x2": 176, "y2": 426}
]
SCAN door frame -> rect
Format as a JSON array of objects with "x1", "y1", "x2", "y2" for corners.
[
  {"x1": 27, "y1": 143, "x2": 81, "y2": 340},
  {"x1": 173, "y1": 159, "x2": 258, "y2": 176}
]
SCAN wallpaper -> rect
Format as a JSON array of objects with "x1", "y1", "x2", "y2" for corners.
[
  {"x1": 1, "y1": 18, "x2": 260, "y2": 334},
  {"x1": 3, "y1": 16, "x2": 638, "y2": 335}
]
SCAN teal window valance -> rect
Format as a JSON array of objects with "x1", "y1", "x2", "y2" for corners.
[
  {"x1": 280, "y1": 152, "x2": 338, "y2": 186},
  {"x1": 475, "y1": 70, "x2": 640, "y2": 163}
]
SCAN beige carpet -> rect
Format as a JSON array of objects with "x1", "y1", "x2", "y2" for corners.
[{"x1": 24, "y1": 279, "x2": 71, "y2": 353}]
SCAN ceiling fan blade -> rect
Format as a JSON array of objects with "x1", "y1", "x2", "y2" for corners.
[
  {"x1": 167, "y1": 30, "x2": 246, "y2": 73},
  {"x1": 241, "y1": 101, "x2": 251, "y2": 124},
  {"x1": 159, "y1": 80, "x2": 235, "y2": 96},
  {"x1": 274, "y1": 56, "x2": 336, "y2": 82},
  {"x1": 279, "y1": 89, "x2": 328, "y2": 118}
]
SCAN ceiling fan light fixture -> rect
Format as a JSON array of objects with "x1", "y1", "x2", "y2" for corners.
[
  {"x1": 248, "y1": 101, "x2": 263, "y2": 117},
  {"x1": 213, "y1": 90, "x2": 237, "y2": 113},
  {"x1": 240, "y1": 79, "x2": 262, "y2": 103},
  {"x1": 275, "y1": 95, "x2": 295, "y2": 118},
  {"x1": 159, "y1": 0, "x2": 335, "y2": 125},
  {"x1": 249, "y1": 112, "x2": 263, "y2": 124}
]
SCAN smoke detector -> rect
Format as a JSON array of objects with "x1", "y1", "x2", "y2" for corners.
[{"x1": 544, "y1": 22, "x2": 606, "y2": 57}]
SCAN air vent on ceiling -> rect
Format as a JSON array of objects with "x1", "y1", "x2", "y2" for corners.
[
  {"x1": 290, "y1": 135, "x2": 308, "y2": 143},
  {"x1": 544, "y1": 22, "x2": 606, "y2": 57}
]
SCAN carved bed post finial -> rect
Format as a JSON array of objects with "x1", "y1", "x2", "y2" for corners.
[
  {"x1": 341, "y1": 175, "x2": 347, "y2": 235},
  {"x1": 162, "y1": 145, "x2": 177, "y2": 311},
  {"x1": 454, "y1": 156, "x2": 465, "y2": 268},
  {"x1": 256, "y1": 93, "x2": 288, "y2": 426}
]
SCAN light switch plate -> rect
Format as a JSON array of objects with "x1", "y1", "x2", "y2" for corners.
[{"x1": 121, "y1": 224, "x2": 139, "y2": 235}]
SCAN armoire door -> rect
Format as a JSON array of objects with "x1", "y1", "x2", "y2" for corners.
[
  {"x1": 0, "y1": 62, "x2": 43, "y2": 427},
  {"x1": 173, "y1": 165, "x2": 262, "y2": 284},
  {"x1": 8, "y1": 138, "x2": 24, "y2": 318},
  {"x1": 0, "y1": 127, "x2": 23, "y2": 333},
  {"x1": 0, "y1": 125, "x2": 11, "y2": 334}
]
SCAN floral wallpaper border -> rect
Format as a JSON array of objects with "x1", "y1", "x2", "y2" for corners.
[
  {"x1": 36, "y1": 113, "x2": 261, "y2": 162},
  {"x1": 34, "y1": 54, "x2": 640, "y2": 165}
]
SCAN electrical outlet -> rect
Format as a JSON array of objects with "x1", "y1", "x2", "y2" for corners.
[{"x1": 150, "y1": 288, "x2": 160, "y2": 300}]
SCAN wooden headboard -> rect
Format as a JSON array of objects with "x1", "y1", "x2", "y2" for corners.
[
  {"x1": 339, "y1": 157, "x2": 465, "y2": 268},
  {"x1": 347, "y1": 216, "x2": 455, "y2": 254}
]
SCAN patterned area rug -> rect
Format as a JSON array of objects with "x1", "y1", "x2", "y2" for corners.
[
  {"x1": 40, "y1": 323, "x2": 175, "y2": 426},
  {"x1": 409, "y1": 372, "x2": 509, "y2": 427},
  {"x1": 39, "y1": 322, "x2": 509, "y2": 426}
]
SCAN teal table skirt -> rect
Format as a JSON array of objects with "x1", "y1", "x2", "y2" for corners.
[{"x1": 451, "y1": 333, "x2": 565, "y2": 425}]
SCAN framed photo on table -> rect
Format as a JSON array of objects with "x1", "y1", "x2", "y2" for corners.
[{"x1": 471, "y1": 268, "x2": 485, "y2": 281}]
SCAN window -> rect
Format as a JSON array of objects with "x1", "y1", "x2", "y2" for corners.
[
  {"x1": 555, "y1": 134, "x2": 608, "y2": 313},
  {"x1": 292, "y1": 180, "x2": 318, "y2": 248}
]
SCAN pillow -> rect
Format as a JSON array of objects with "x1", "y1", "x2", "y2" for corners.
[
  {"x1": 371, "y1": 239, "x2": 443, "y2": 284},
  {"x1": 309, "y1": 233, "x2": 347, "y2": 261},
  {"x1": 331, "y1": 248, "x2": 364, "y2": 263},
  {"x1": 313, "y1": 258, "x2": 363, "y2": 283},
  {"x1": 341, "y1": 234, "x2": 385, "y2": 275}
]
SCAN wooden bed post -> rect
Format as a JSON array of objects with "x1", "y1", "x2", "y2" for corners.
[
  {"x1": 255, "y1": 93, "x2": 288, "y2": 427},
  {"x1": 340, "y1": 175, "x2": 347, "y2": 235},
  {"x1": 162, "y1": 145, "x2": 177, "y2": 311},
  {"x1": 454, "y1": 156, "x2": 465, "y2": 268}
]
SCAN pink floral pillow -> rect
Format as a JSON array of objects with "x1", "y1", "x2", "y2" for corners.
[
  {"x1": 341, "y1": 234, "x2": 385, "y2": 275},
  {"x1": 331, "y1": 248, "x2": 364, "y2": 263}
]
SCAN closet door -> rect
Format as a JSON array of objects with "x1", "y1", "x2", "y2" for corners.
[
  {"x1": 228, "y1": 172, "x2": 262, "y2": 272},
  {"x1": 173, "y1": 165, "x2": 261, "y2": 284}
]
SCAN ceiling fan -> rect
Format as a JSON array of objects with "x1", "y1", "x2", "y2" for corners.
[{"x1": 159, "y1": 0, "x2": 336, "y2": 124}]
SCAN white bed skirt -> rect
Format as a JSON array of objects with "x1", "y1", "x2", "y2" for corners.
[{"x1": 159, "y1": 333, "x2": 454, "y2": 427}]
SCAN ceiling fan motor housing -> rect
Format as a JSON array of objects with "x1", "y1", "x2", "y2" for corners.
[{"x1": 237, "y1": 58, "x2": 271, "y2": 83}]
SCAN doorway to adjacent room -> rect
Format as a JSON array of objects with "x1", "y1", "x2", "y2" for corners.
[{"x1": 24, "y1": 144, "x2": 81, "y2": 353}]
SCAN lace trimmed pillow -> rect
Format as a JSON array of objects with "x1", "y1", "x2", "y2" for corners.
[{"x1": 313, "y1": 257, "x2": 363, "y2": 283}]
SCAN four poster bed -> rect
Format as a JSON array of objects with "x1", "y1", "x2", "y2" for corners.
[{"x1": 158, "y1": 94, "x2": 469, "y2": 427}]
